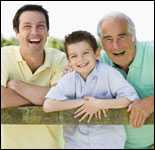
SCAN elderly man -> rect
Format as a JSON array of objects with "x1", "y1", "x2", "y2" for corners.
[
  {"x1": 1, "y1": 4, "x2": 66, "y2": 149},
  {"x1": 97, "y1": 12, "x2": 154, "y2": 149}
]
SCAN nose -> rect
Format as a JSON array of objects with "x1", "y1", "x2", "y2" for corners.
[
  {"x1": 30, "y1": 26, "x2": 38, "y2": 35},
  {"x1": 77, "y1": 55, "x2": 83, "y2": 64},
  {"x1": 112, "y1": 39, "x2": 120, "y2": 50}
]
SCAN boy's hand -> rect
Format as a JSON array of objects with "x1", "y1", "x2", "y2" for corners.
[
  {"x1": 63, "y1": 63, "x2": 73, "y2": 75},
  {"x1": 74, "y1": 96, "x2": 108, "y2": 122}
]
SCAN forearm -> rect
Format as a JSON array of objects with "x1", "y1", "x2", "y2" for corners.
[
  {"x1": 96, "y1": 97, "x2": 131, "y2": 109},
  {"x1": 142, "y1": 96, "x2": 154, "y2": 114},
  {"x1": 8, "y1": 80, "x2": 50, "y2": 105},
  {"x1": 1, "y1": 86, "x2": 32, "y2": 108},
  {"x1": 43, "y1": 99, "x2": 84, "y2": 112}
]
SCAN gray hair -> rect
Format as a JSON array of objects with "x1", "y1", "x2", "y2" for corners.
[{"x1": 97, "y1": 11, "x2": 136, "y2": 40}]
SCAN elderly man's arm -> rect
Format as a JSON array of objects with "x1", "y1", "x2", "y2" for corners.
[
  {"x1": 1, "y1": 86, "x2": 32, "y2": 108},
  {"x1": 7, "y1": 80, "x2": 50, "y2": 106},
  {"x1": 128, "y1": 96, "x2": 154, "y2": 128}
]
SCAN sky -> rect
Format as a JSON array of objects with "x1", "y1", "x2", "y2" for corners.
[{"x1": 1, "y1": 1, "x2": 154, "y2": 41}]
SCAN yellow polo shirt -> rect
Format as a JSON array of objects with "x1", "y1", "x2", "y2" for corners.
[{"x1": 1, "y1": 46, "x2": 67, "y2": 149}]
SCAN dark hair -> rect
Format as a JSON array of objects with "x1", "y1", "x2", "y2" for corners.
[
  {"x1": 13, "y1": 4, "x2": 49, "y2": 32},
  {"x1": 64, "y1": 30, "x2": 98, "y2": 58}
]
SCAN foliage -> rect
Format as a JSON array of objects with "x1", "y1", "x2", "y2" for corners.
[
  {"x1": 1, "y1": 38, "x2": 18, "y2": 47},
  {"x1": 45, "y1": 37, "x2": 64, "y2": 52},
  {"x1": 1, "y1": 37, "x2": 101, "y2": 52},
  {"x1": 1, "y1": 37, "x2": 65, "y2": 52}
]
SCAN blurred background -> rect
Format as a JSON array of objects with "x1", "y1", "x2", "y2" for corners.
[{"x1": 1, "y1": 1, "x2": 154, "y2": 50}]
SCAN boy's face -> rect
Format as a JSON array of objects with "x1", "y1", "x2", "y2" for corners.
[{"x1": 67, "y1": 41, "x2": 97, "y2": 79}]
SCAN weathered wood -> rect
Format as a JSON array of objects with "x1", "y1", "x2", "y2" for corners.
[{"x1": 1, "y1": 106, "x2": 154, "y2": 124}]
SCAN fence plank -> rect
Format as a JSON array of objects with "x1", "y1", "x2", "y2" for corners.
[{"x1": 1, "y1": 106, "x2": 154, "y2": 124}]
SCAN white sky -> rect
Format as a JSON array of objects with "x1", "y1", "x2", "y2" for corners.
[{"x1": 1, "y1": 1, "x2": 154, "y2": 41}]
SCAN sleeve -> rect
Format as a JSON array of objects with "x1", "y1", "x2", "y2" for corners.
[
  {"x1": 49, "y1": 51, "x2": 67, "y2": 86},
  {"x1": 1, "y1": 48, "x2": 9, "y2": 87},
  {"x1": 45, "y1": 73, "x2": 75, "y2": 101},
  {"x1": 108, "y1": 67, "x2": 139, "y2": 101}
]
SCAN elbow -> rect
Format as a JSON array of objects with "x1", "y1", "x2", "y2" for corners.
[{"x1": 43, "y1": 100, "x2": 55, "y2": 113}]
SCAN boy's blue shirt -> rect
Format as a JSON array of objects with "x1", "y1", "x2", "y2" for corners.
[{"x1": 46, "y1": 61, "x2": 139, "y2": 149}]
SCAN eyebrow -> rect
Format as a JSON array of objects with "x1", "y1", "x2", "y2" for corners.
[
  {"x1": 103, "y1": 33, "x2": 128, "y2": 39},
  {"x1": 118, "y1": 33, "x2": 128, "y2": 36},
  {"x1": 103, "y1": 35, "x2": 112, "y2": 39}
]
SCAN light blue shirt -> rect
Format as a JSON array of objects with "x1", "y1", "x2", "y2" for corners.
[{"x1": 46, "y1": 61, "x2": 139, "y2": 149}]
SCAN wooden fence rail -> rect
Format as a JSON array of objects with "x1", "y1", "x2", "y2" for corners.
[{"x1": 1, "y1": 106, "x2": 154, "y2": 124}]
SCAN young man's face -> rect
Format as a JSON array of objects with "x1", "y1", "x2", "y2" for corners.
[
  {"x1": 100, "y1": 18, "x2": 136, "y2": 69},
  {"x1": 67, "y1": 41, "x2": 97, "y2": 79},
  {"x1": 16, "y1": 11, "x2": 48, "y2": 52}
]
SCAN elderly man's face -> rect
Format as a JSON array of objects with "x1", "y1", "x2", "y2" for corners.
[
  {"x1": 100, "y1": 18, "x2": 136, "y2": 69},
  {"x1": 16, "y1": 11, "x2": 48, "y2": 52}
]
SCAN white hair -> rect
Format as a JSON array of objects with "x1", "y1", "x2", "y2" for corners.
[{"x1": 97, "y1": 11, "x2": 136, "y2": 41}]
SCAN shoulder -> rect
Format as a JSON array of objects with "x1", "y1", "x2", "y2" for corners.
[
  {"x1": 97, "y1": 61, "x2": 118, "y2": 73},
  {"x1": 1, "y1": 45, "x2": 19, "y2": 62},
  {"x1": 99, "y1": 50, "x2": 113, "y2": 66},
  {"x1": 137, "y1": 41, "x2": 154, "y2": 55},
  {"x1": 45, "y1": 48, "x2": 67, "y2": 65},
  {"x1": 45, "y1": 47, "x2": 66, "y2": 60},
  {"x1": 1, "y1": 45, "x2": 19, "y2": 55},
  {"x1": 96, "y1": 61, "x2": 123, "y2": 80},
  {"x1": 57, "y1": 71, "x2": 76, "y2": 84}
]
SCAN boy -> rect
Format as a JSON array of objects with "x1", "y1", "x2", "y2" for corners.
[{"x1": 43, "y1": 31, "x2": 139, "y2": 149}]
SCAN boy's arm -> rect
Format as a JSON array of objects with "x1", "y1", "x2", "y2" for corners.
[
  {"x1": 74, "y1": 96, "x2": 132, "y2": 121},
  {"x1": 7, "y1": 80, "x2": 50, "y2": 105},
  {"x1": 96, "y1": 97, "x2": 132, "y2": 109},
  {"x1": 43, "y1": 99, "x2": 84, "y2": 112}
]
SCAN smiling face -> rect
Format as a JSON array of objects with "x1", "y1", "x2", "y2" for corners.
[
  {"x1": 16, "y1": 11, "x2": 48, "y2": 52},
  {"x1": 100, "y1": 18, "x2": 136, "y2": 70},
  {"x1": 67, "y1": 41, "x2": 97, "y2": 79}
]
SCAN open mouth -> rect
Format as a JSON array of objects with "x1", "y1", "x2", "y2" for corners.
[
  {"x1": 78, "y1": 62, "x2": 89, "y2": 68},
  {"x1": 113, "y1": 51, "x2": 126, "y2": 56},
  {"x1": 28, "y1": 39, "x2": 41, "y2": 44}
]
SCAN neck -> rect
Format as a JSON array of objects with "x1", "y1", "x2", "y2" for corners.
[{"x1": 20, "y1": 48, "x2": 45, "y2": 72}]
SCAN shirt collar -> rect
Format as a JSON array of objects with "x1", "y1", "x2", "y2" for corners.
[
  {"x1": 75, "y1": 60, "x2": 99, "y2": 81},
  {"x1": 16, "y1": 47, "x2": 51, "y2": 68}
]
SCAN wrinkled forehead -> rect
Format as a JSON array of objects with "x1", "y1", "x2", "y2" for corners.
[{"x1": 100, "y1": 18, "x2": 129, "y2": 35}]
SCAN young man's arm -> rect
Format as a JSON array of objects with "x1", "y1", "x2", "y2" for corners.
[
  {"x1": 1, "y1": 86, "x2": 32, "y2": 108},
  {"x1": 43, "y1": 99, "x2": 84, "y2": 113},
  {"x1": 7, "y1": 80, "x2": 50, "y2": 105}
]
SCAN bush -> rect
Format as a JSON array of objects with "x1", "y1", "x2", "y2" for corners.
[{"x1": 1, "y1": 38, "x2": 18, "y2": 47}]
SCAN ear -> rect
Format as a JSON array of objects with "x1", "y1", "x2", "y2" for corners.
[
  {"x1": 95, "y1": 48, "x2": 101, "y2": 60},
  {"x1": 16, "y1": 31, "x2": 20, "y2": 41}
]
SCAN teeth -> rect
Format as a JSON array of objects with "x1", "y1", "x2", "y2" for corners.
[
  {"x1": 79, "y1": 63, "x2": 88, "y2": 67},
  {"x1": 29, "y1": 39, "x2": 40, "y2": 42}
]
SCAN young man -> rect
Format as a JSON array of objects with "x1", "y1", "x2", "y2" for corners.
[
  {"x1": 97, "y1": 12, "x2": 154, "y2": 149},
  {"x1": 1, "y1": 4, "x2": 66, "y2": 149},
  {"x1": 43, "y1": 31, "x2": 139, "y2": 149}
]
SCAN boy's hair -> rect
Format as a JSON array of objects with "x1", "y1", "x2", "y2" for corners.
[
  {"x1": 64, "y1": 30, "x2": 98, "y2": 58},
  {"x1": 13, "y1": 4, "x2": 49, "y2": 32}
]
